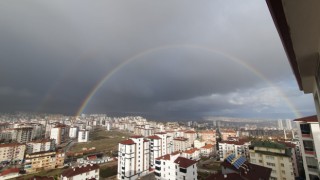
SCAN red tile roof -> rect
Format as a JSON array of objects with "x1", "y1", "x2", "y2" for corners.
[
  {"x1": 174, "y1": 157, "x2": 197, "y2": 168},
  {"x1": 201, "y1": 144, "x2": 214, "y2": 149},
  {"x1": 0, "y1": 168, "x2": 19, "y2": 176},
  {"x1": 147, "y1": 135, "x2": 161, "y2": 140},
  {"x1": 130, "y1": 135, "x2": 144, "y2": 138},
  {"x1": 294, "y1": 115, "x2": 318, "y2": 123},
  {"x1": 184, "y1": 130, "x2": 196, "y2": 134},
  {"x1": 119, "y1": 139, "x2": 135, "y2": 145},
  {"x1": 173, "y1": 137, "x2": 188, "y2": 141},
  {"x1": 61, "y1": 164, "x2": 99, "y2": 178},
  {"x1": 156, "y1": 154, "x2": 171, "y2": 161},
  {"x1": 183, "y1": 148, "x2": 199, "y2": 154}
]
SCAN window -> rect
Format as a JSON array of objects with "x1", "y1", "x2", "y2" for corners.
[
  {"x1": 303, "y1": 140, "x2": 315, "y2": 151},
  {"x1": 266, "y1": 162, "x2": 275, "y2": 167},
  {"x1": 300, "y1": 124, "x2": 311, "y2": 134},
  {"x1": 281, "y1": 163, "x2": 284, "y2": 167}
]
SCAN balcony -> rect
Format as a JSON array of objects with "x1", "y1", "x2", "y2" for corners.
[{"x1": 305, "y1": 150, "x2": 316, "y2": 156}]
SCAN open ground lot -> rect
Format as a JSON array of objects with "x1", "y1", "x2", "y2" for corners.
[{"x1": 70, "y1": 128, "x2": 132, "y2": 153}]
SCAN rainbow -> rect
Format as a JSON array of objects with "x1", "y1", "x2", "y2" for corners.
[{"x1": 75, "y1": 44, "x2": 302, "y2": 118}]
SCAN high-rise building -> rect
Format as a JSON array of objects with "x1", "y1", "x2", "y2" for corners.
[
  {"x1": 286, "y1": 119, "x2": 293, "y2": 130},
  {"x1": 278, "y1": 119, "x2": 284, "y2": 130},
  {"x1": 294, "y1": 115, "x2": 320, "y2": 180},
  {"x1": 12, "y1": 127, "x2": 33, "y2": 143},
  {"x1": 117, "y1": 136, "x2": 150, "y2": 180},
  {"x1": 78, "y1": 130, "x2": 89, "y2": 143}
]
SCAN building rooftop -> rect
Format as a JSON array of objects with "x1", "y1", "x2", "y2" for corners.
[
  {"x1": 61, "y1": 164, "x2": 99, "y2": 178},
  {"x1": 0, "y1": 168, "x2": 19, "y2": 176},
  {"x1": 294, "y1": 115, "x2": 318, "y2": 123},
  {"x1": 251, "y1": 140, "x2": 285, "y2": 149},
  {"x1": 147, "y1": 135, "x2": 161, "y2": 140},
  {"x1": 174, "y1": 157, "x2": 197, "y2": 168},
  {"x1": 119, "y1": 139, "x2": 135, "y2": 145}
]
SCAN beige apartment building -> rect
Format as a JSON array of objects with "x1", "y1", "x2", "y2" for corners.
[
  {"x1": 0, "y1": 143, "x2": 26, "y2": 163},
  {"x1": 249, "y1": 141, "x2": 294, "y2": 180},
  {"x1": 198, "y1": 129, "x2": 216, "y2": 145},
  {"x1": 24, "y1": 150, "x2": 65, "y2": 173}
]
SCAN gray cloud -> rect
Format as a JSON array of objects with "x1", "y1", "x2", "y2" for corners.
[{"x1": 0, "y1": 0, "x2": 315, "y2": 120}]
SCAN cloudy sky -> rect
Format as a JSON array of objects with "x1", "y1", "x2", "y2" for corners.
[{"x1": 0, "y1": 0, "x2": 315, "y2": 120}]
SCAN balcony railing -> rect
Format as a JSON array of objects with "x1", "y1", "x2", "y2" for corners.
[{"x1": 305, "y1": 150, "x2": 316, "y2": 156}]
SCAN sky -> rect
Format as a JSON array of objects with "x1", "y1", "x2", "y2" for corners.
[{"x1": 0, "y1": 0, "x2": 316, "y2": 120}]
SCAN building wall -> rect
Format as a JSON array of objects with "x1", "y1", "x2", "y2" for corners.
[
  {"x1": 249, "y1": 148, "x2": 294, "y2": 180},
  {"x1": 0, "y1": 144, "x2": 26, "y2": 163}
]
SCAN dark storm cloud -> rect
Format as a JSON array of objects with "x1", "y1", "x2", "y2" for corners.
[{"x1": 0, "y1": 0, "x2": 315, "y2": 119}]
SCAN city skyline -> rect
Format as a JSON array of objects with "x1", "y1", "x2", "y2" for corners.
[{"x1": 0, "y1": 0, "x2": 316, "y2": 120}]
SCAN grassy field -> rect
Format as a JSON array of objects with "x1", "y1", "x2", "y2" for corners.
[{"x1": 70, "y1": 128, "x2": 132, "y2": 153}]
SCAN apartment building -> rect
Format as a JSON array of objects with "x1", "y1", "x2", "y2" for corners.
[
  {"x1": 0, "y1": 143, "x2": 26, "y2": 163},
  {"x1": 266, "y1": 1, "x2": 320, "y2": 179},
  {"x1": 26, "y1": 139, "x2": 55, "y2": 154},
  {"x1": 69, "y1": 126, "x2": 78, "y2": 138},
  {"x1": 117, "y1": 135, "x2": 150, "y2": 180},
  {"x1": 78, "y1": 130, "x2": 89, "y2": 142},
  {"x1": 218, "y1": 140, "x2": 250, "y2": 161},
  {"x1": 61, "y1": 164, "x2": 99, "y2": 180},
  {"x1": 207, "y1": 154, "x2": 271, "y2": 180},
  {"x1": 249, "y1": 141, "x2": 294, "y2": 180},
  {"x1": 294, "y1": 115, "x2": 320, "y2": 179},
  {"x1": 173, "y1": 137, "x2": 189, "y2": 152},
  {"x1": 184, "y1": 131, "x2": 197, "y2": 147},
  {"x1": 193, "y1": 139, "x2": 205, "y2": 149},
  {"x1": 154, "y1": 153, "x2": 197, "y2": 180},
  {"x1": 147, "y1": 135, "x2": 163, "y2": 169},
  {"x1": 24, "y1": 150, "x2": 65, "y2": 173},
  {"x1": 200, "y1": 144, "x2": 214, "y2": 157},
  {"x1": 12, "y1": 127, "x2": 33, "y2": 143},
  {"x1": 198, "y1": 130, "x2": 216, "y2": 145},
  {"x1": 50, "y1": 124, "x2": 69, "y2": 145},
  {"x1": 181, "y1": 148, "x2": 200, "y2": 161},
  {"x1": 220, "y1": 129, "x2": 237, "y2": 141}
]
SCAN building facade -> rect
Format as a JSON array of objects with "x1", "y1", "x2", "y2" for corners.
[
  {"x1": 0, "y1": 143, "x2": 26, "y2": 163},
  {"x1": 249, "y1": 141, "x2": 295, "y2": 180},
  {"x1": 117, "y1": 136, "x2": 150, "y2": 180},
  {"x1": 294, "y1": 115, "x2": 320, "y2": 180}
]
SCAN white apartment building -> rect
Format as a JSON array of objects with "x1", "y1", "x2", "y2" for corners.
[
  {"x1": 200, "y1": 144, "x2": 214, "y2": 157},
  {"x1": 61, "y1": 164, "x2": 99, "y2": 180},
  {"x1": 78, "y1": 130, "x2": 89, "y2": 143},
  {"x1": 50, "y1": 124, "x2": 69, "y2": 145},
  {"x1": 278, "y1": 119, "x2": 284, "y2": 130},
  {"x1": 294, "y1": 115, "x2": 320, "y2": 180},
  {"x1": 0, "y1": 143, "x2": 26, "y2": 163},
  {"x1": 117, "y1": 135, "x2": 150, "y2": 180},
  {"x1": 249, "y1": 141, "x2": 295, "y2": 180},
  {"x1": 155, "y1": 153, "x2": 197, "y2": 180},
  {"x1": 218, "y1": 140, "x2": 250, "y2": 161},
  {"x1": 26, "y1": 139, "x2": 55, "y2": 154},
  {"x1": 69, "y1": 127, "x2": 78, "y2": 138},
  {"x1": 147, "y1": 135, "x2": 163, "y2": 169},
  {"x1": 182, "y1": 148, "x2": 200, "y2": 161}
]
